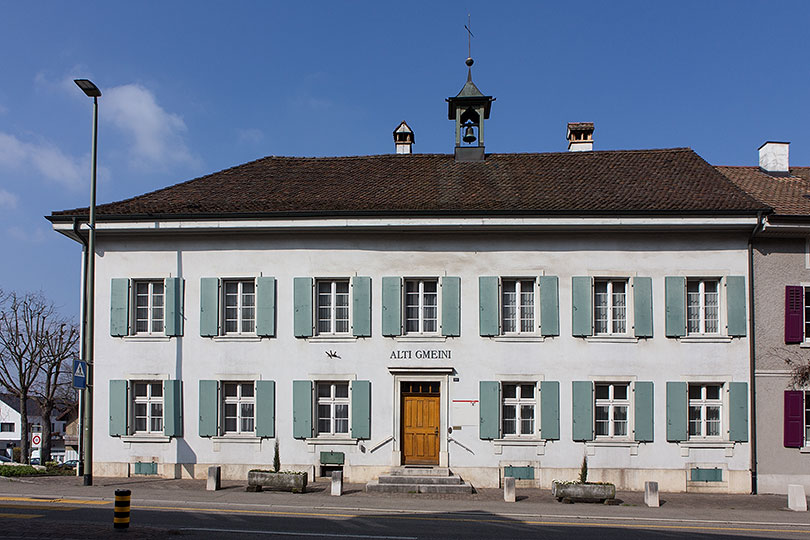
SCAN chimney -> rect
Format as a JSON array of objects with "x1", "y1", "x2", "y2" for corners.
[
  {"x1": 393, "y1": 121, "x2": 414, "y2": 154},
  {"x1": 758, "y1": 141, "x2": 790, "y2": 175},
  {"x1": 567, "y1": 122, "x2": 594, "y2": 152}
]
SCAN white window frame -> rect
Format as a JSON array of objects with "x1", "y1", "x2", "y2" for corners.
[
  {"x1": 688, "y1": 383, "x2": 723, "y2": 439},
  {"x1": 594, "y1": 382, "x2": 630, "y2": 439},
  {"x1": 132, "y1": 280, "x2": 165, "y2": 335},
  {"x1": 501, "y1": 278, "x2": 537, "y2": 335},
  {"x1": 686, "y1": 279, "x2": 720, "y2": 335},
  {"x1": 501, "y1": 382, "x2": 537, "y2": 437},
  {"x1": 404, "y1": 279, "x2": 439, "y2": 335},
  {"x1": 222, "y1": 279, "x2": 256, "y2": 335},
  {"x1": 0, "y1": 422, "x2": 14, "y2": 432},
  {"x1": 316, "y1": 279, "x2": 351, "y2": 335},
  {"x1": 803, "y1": 286, "x2": 810, "y2": 344},
  {"x1": 316, "y1": 381, "x2": 350, "y2": 436},
  {"x1": 221, "y1": 381, "x2": 255, "y2": 435},
  {"x1": 593, "y1": 279, "x2": 628, "y2": 335},
  {"x1": 132, "y1": 381, "x2": 164, "y2": 434}
]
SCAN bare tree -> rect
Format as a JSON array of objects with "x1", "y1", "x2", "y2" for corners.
[
  {"x1": 772, "y1": 346, "x2": 810, "y2": 388},
  {"x1": 0, "y1": 291, "x2": 56, "y2": 464},
  {"x1": 32, "y1": 320, "x2": 79, "y2": 463}
]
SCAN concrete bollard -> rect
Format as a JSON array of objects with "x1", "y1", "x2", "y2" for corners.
[
  {"x1": 207, "y1": 466, "x2": 221, "y2": 491},
  {"x1": 114, "y1": 489, "x2": 131, "y2": 530},
  {"x1": 644, "y1": 481, "x2": 659, "y2": 508},
  {"x1": 503, "y1": 476, "x2": 516, "y2": 503},
  {"x1": 331, "y1": 470, "x2": 343, "y2": 496},
  {"x1": 788, "y1": 484, "x2": 807, "y2": 511}
]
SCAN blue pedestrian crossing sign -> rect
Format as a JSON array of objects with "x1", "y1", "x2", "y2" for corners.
[{"x1": 73, "y1": 359, "x2": 87, "y2": 389}]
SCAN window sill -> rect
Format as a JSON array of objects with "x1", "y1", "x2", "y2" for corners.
[
  {"x1": 678, "y1": 336, "x2": 733, "y2": 343},
  {"x1": 121, "y1": 336, "x2": 171, "y2": 342},
  {"x1": 212, "y1": 335, "x2": 262, "y2": 342},
  {"x1": 305, "y1": 437, "x2": 357, "y2": 446},
  {"x1": 585, "y1": 336, "x2": 638, "y2": 344},
  {"x1": 121, "y1": 435, "x2": 171, "y2": 443},
  {"x1": 308, "y1": 335, "x2": 358, "y2": 343},
  {"x1": 394, "y1": 335, "x2": 447, "y2": 343},
  {"x1": 492, "y1": 335, "x2": 545, "y2": 343},
  {"x1": 679, "y1": 440, "x2": 733, "y2": 448},
  {"x1": 493, "y1": 438, "x2": 546, "y2": 455},
  {"x1": 800, "y1": 342, "x2": 810, "y2": 349},
  {"x1": 799, "y1": 447, "x2": 810, "y2": 453},
  {"x1": 211, "y1": 435, "x2": 262, "y2": 443},
  {"x1": 586, "y1": 439, "x2": 640, "y2": 455}
]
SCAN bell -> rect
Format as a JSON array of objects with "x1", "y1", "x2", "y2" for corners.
[{"x1": 462, "y1": 125, "x2": 476, "y2": 144}]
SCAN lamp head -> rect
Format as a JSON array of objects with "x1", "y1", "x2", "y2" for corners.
[{"x1": 74, "y1": 79, "x2": 101, "y2": 98}]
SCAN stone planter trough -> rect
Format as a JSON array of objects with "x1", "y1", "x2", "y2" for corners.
[
  {"x1": 248, "y1": 470, "x2": 308, "y2": 493},
  {"x1": 551, "y1": 481, "x2": 615, "y2": 503}
]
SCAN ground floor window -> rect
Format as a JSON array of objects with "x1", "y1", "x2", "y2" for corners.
[
  {"x1": 688, "y1": 383, "x2": 722, "y2": 438},
  {"x1": 595, "y1": 383, "x2": 629, "y2": 438},
  {"x1": 502, "y1": 383, "x2": 536, "y2": 436},
  {"x1": 133, "y1": 381, "x2": 163, "y2": 434},
  {"x1": 317, "y1": 382, "x2": 349, "y2": 435},
  {"x1": 222, "y1": 382, "x2": 255, "y2": 434}
]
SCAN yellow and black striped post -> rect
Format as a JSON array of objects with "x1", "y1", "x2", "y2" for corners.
[{"x1": 114, "y1": 489, "x2": 131, "y2": 530}]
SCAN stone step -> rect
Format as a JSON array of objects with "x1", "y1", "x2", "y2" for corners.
[
  {"x1": 377, "y1": 475, "x2": 462, "y2": 485},
  {"x1": 387, "y1": 466, "x2": 450, "y2": 477},
  {"x1": 366, "y1": 481, "x2": 473, "y2": 494}
]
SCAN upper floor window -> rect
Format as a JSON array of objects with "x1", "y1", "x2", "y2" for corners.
[
  {"x1": 317, "y1": 280, "x2": 350, "y2": 335},
  {"x1": 405, "y1": 279, "x2": 438, "y2": 334},
  {"x1": 222, "y1": 382, "x2": 255, "y2": 434},
  {"x1": 595, "y1": 382, "x2": 629, "y2": 438},
  {"x1": 0, "y1": 422, "x2": 14, "y2": 432},
  {"x1": 688, "y1": 383, "x2": 722, "y2": 438},
  {"x1": 317, "y1": 382, "x2": 349, "y2": 435},
  {"x1": 134, "y1": 281, "x2": 164, "y2": 335},
  {"x1": 502, "y1": 279, "x2": 535, "y2": 334},
  {"x1": 687, "y1": 279, "x2": 719, "y2": 335},
  {"x1": 594, "y1": 279, "x2": 627, "y2": 335},
  {"x1": 502, "y1": 383, "x2": 536, "y2": 436},
  {"x1": 133, "y1": 381, "x2": 163, "y2": 434},
  {"x1": 223, "y1": 280, "x2": 255, "y2": 335}
]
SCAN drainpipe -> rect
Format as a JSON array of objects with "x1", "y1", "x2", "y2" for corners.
[{"x1": 748, "y1": 211, "x2": 764, "y2": 494}]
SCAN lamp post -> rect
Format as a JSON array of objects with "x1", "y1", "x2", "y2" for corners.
[{"x1": 75, "y1": 79, "x2": 100, "y2": 487}]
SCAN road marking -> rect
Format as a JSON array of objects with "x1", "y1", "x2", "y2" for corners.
[
  {"x1": 0, "y1": 512, "x2": 42, "y2": 519},
  {"x1": 0, "y1": 496, "x2": 108, "y2": 506},
  {"x1": 182, "y1": 528, "x2": 416, "y2": 539}
]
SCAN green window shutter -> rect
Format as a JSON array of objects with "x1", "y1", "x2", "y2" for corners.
[
  {"x1": 351, "y1": 380, "x2": 371, "y2": 439},
  {"x1": 729, "y1": 382, "x2": 749, "y2": 442},
  {"x1": 109, "y1": 380, "x2": 128, "y2": 436},
  {"x1": 479, "y1": 381, "x2": 500, "y2": 439},
  {"x1": 633, "y1": 277, "x2": 653, "y2": 338},
  {"x1": 381, "y1": 277, "x2": 402, "y2": 336},
  {"x1": 571, "y1": 277, "x2": 593, "y2": 337},
  {"x1": 292, "y1": 380, "x2": 313, "y2": 438},
  {"x1": 110, "y1": 279, "x2": 130, "y2": 337},
  {"x1": 665, "y1": 276, "x2": 686, "y2": 337},
  {"x1": 634, "y1": 381, "x2": 654, "y2": 442},
  {"x1": 540, "y1": 381, "x2": 560, "y2": 440},
  {"x1": 441, "y1": 276, "x2": 461, "y2": 337},
  {"x1": 478, "y1": 276, "x2": 500, "y2": 336},
  {"x1": 540, "y1": 276, "x2": 560, "y2": 337},
  {"x1": 726, "y1": 276, "x2": 747, "y2": 337},
  {"x1": 256, "y1": 277, "x2": 276, "y2": 337},
  {"x1": 666, "y1": 381, "x2": 687, "y2": 441},
  {"x1": 199, "y1": 278, "x2": 220, "y2": 337},
  {"x1": 163, "y1": 379, "x2": 183, "y2": 437},
  {"x1": 352, "y1": 277, "x2": 371, "y2": 337},
  {"x1": 255, "y1": 380, "x2": 276, "y2": 438},
  {"x1": 572, "y1": 381, "x2": 594, "y2": 441},
  {"x1": 293, "y1": 277, "x2": 313, "y2": 338},
  {"x1": 164, "y1": 277, "x2": 184, "y2": 337},
  {"x1": 198, "y1": 380, "x2": 219, "y2": 437}
]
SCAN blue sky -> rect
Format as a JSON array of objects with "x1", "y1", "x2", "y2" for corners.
[{"x1": 1, "y1": 1, "x2": 809, "y2": 318}]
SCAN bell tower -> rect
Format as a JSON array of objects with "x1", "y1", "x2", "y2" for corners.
[{"x1": 446, "y1": 56, "x2": 494, "y2": 162}]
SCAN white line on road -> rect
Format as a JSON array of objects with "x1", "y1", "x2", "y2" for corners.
[{"x1": 180, "y1": 528, "x2": 417, "y2": 539}]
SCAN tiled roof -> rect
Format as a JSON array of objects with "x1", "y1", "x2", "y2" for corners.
[
  {"x1": 715, "y1": 166, "x2": 810, "y2": 216},
  {"x1": 50, "y1": 148, "x2": 766, "y2": 220}
]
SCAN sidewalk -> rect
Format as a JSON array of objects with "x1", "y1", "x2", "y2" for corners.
[{"x1": 1, "y1": 475, "x2": 808, "y2": 528}]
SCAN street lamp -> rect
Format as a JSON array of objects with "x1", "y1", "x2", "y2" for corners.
[{"x1": 75, "y1": 78, "x2": 100, "y2": 487}]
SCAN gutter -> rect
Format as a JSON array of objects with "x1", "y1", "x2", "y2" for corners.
[{"x1": 747, "y1": 211, "x2": 765, "y2": 494}]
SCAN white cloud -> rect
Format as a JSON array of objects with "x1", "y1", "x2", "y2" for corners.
[
  {"x1": 0, "y1": 132, "x2": 84, "y2": 190},
  {"x1": 237, "y1": 128, "x2": 264, "y2": 145},
  {"x1": 0, "y1": 189, "x2": 18, "y2": 209},
  {"x1": 104, "y1": 84, "x2": 199, "y2": 169}
]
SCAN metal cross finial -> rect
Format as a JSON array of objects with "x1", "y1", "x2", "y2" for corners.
[{"x1": 464, "y1": 14, "x2": 474, "y2": 60}]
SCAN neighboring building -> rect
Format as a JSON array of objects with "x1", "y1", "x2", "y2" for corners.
[
  {"x1": 48, "y1": 60, "x2": 765, "y2": 492},
  {"x1": 0, "y1": 394, "x2": 22, "y2": 458},
  {"x1": 719, "y1": 146, "x2": 810, "y2": 494},
  {"x1": 58, "y1": 404, "x2": 80, "y2": 462},
  {"x1": 0, "y1": 394, "x2": 69, "y2": 462}
]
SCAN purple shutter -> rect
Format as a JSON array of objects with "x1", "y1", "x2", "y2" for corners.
[
  {"x1": 784, "y1": 390, "x2": 805, "y2": 448},
  {"x1": 785, "y1": 286, "x2": 804, "y2": 344}
]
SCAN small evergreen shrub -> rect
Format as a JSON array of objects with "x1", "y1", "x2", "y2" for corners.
[
  {"x1": 578, "y1": 455, "x2": 588, "y2": 484},
  {"x1": 273, "y1": 440, "x2": 280, "y2": 473}
]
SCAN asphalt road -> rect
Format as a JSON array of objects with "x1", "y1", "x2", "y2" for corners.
[{"x1": 0, "y1": 497, "x2": 809, "y2": 540}]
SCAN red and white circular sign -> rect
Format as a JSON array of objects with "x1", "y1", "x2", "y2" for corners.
[{"x1": 31, "y1": 434, "x2": 41, "y2": 446}]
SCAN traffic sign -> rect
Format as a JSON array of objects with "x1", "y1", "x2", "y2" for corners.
[
  {"x1": 73, "y1": 359, "x2": 87, "y2": 389},
  {"x1": 32, "y1": 434, "x2": 41, "y2": 447}
]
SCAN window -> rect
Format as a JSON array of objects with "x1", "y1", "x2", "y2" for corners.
[
  {"x1": 31, "y1": 423, "x2": 41, "y2": 433},
  {"x1": 405, "y1": 279, "x2": 438, "y2": 334},
  {"x1": 502, "y1": 383, "x2": 536, "y2": 436},
  {"x1": 222, "y1": 382, "x2": 255, "y2": 434},
  {"x1": 133, "y1": 281, "x2": 164, "y2": 335},
  {"x1": 594, "y1": 279, "x2": 627, "y2": 335},
  {"x1": 317, "y1": 382, "x2": 349, "y2": 435},
  {"x1": 223, "y1": 280, "x2": 255, "y2": 334},
  {"x1": 806, "y1": 392, "x2": 810, "y2": 445},
  {"x1": 133, "y1": 381, "x2": 163, "y2": 434},
  {"x1": 502, "y1": 279, "x2": 535, "y2": 334},
  {"x1": 595, "y1": 383, "x2": 629, "y2": 438},
  {"x1": 0, "y1": 423, "x2": 13, "y2": 432},
  {"x1": 804, "y1": 287, "x2": 810, "y2": 342},
  {"x1": 688, "y1": 384, "x2": 722, "y2": 438},
  {"x1": 317, "y1": 280, "x2": 350, "y2": 335},
  {"x1": 687, "y1": 279, "x2": 719, "y2": 335}
]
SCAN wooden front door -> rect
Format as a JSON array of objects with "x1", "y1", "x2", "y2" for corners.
[{"x1": 401, "y1": 382, "x2": 440, "y2": 465}]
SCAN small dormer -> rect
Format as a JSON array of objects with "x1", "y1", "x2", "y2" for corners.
[
  {"x1": 393, "y1": 121, "x2": 415, "y2": 154},
  {"x1": 446, "y1": 57, "x2": 494, "y2": 162},
  {"x1": 567, "y1": 122, "x2": 594, "y2": 152}
]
